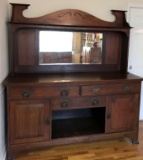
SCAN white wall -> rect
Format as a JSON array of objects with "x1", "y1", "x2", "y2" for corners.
[
  {"x1": 0, "y1": 0, "x2": 9, "y2": 159},
  {"x1": 126, "y1": 4, "x2": 143, "y2": 120}
]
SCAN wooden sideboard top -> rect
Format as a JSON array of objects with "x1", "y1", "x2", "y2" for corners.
[{"x1": 4, "y1": 73, "x2": 143, "y2": 86}]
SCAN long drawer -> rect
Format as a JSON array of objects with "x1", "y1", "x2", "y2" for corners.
[
  {"x1": 81, "y1": 83, "x2": 141, "y2": 96},
  {"x1": 8, "y1": 86, "x2": 79, "y2": 99},
  {"x1": 51, "y1": 96, "x2": 106, "y2": 110}
]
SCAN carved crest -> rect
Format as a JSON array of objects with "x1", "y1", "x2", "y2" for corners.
[{"x1": 10, "y1": 3, "x2": 130, "y2": 28}]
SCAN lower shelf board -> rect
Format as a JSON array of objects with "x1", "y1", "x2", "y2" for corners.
[{"x1": 52, "y1": 117, "x2": 105, "y2": 139}]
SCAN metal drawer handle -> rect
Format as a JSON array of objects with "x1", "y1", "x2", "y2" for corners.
[
  {"x1": 61, "y1": 100, "x2": 69, "y2": 108},
  {"x1": 22, "y1": 89, "x2": 31, "y2": 98},
  {"x1": 92, "y1": 99, "x2": 99, "y2": 105},
  {"x1": 93, "y1": 87, "x2": 100, "y2": 93},
  {"x1": 124, "y1": 86, "x2": 131, "y2": 91},
  {"x1": 61, "y1": 89, "x2": 69, "y2": 96}
]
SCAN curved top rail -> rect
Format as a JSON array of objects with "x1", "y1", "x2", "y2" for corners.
[{"x1": 10, "y1": 3, "x2": 130, "y2": 28}]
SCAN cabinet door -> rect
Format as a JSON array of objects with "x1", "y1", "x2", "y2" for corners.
[
  {"x1": 9, "y1": 100, "x2": 50, "y2": 144},
  {"x1": 106, "y1": 94, "x2": 139, "y2": 133}
]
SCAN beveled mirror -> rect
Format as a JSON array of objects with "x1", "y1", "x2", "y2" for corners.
[{"x1": 39, "y1": 31, "x2": 103, "y2": 64}]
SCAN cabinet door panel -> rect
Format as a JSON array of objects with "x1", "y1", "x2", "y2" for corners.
[
  {"x1": 9, "y1": 100, "x2": 50, "y2": 144},
  {"x1": 106, "y1": 94, "x2": 139, "y2": 133}
]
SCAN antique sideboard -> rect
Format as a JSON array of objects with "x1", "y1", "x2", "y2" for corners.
[{"x1": 4, "y1": 3, "x2": 143, "y2": 160}]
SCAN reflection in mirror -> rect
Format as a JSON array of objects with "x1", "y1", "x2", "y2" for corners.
[{"x1": 39, "y1": 31, "x2": 103, "y2": 64}]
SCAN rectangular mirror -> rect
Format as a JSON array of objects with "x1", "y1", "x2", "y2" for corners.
[{"x1": 39, "y1": 31, "x2": 103, "y2": 64}]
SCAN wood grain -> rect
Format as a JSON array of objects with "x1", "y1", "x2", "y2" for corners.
[{"x1": 15, "y1": 121, "x2": 143, "y2": 160}]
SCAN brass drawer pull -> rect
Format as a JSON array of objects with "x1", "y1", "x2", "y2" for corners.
[
  {"x1": 92, "y1": 99, "x2": 99, "y2": 105},
  {"x1": 93, "y1": 87, "x2": 100, "y2": 93},
  {"x1": 61, "y1": 100, "x2": 69, "y2": 108},
  {"x1": 22, "y1": 89, "x2": 31, "y2": 98},
  {"x1": 124, "y1": 86, "x2": 131, "y2": 91},
  {"x1": 61, "y1": 89, "x2": 69, "y2": 96}
]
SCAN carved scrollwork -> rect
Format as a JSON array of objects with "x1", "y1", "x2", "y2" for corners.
[{"x1": 58, "y1": 12, "x2": 72, "y2": 18}]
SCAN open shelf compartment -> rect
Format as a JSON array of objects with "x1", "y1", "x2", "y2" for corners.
[{"x1": 52, "y1": 107, "x2": 106, "y2": 139}]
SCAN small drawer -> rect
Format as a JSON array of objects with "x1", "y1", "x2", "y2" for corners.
[
  {"x1": 81, "y1": 83, "x2": 141, "y2": 96},
  {"x1": 51, "y1": 96, "x2": 106, "y2": 110},
  {"x1": 115, "y1": 84, "x2": 141, "y2": 94},
  {"x1": 8, "y1": 86, "x2": 79, "y2": 99}
]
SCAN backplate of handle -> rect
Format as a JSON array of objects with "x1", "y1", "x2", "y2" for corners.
[
  {"x1": 61, "y1": 100, "x2": 69, "y2": 108},
  {"x1": 61, "y1": 89, "x2": 69, "y2": 96},
  {"x1": 92, "y1": 99, "x2": 99, "y2": 105},
  {"x1": 93, "y1": 87, "x2": 100, "y2": 93},
  {"x1": 124, "y1": 85, "x2": 131, "y2": 91},
  {"x1": 22, "y1": 89, "x2": 31, "y2": 98}
]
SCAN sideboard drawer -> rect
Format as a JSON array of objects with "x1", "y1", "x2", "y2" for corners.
[
  {"x1": 8, "y1": 86, "x2": 79, "y2": 99},
  {"x1": 51, "y1": 96, "x2": 106, "y2": 110},
  {"x1": 81, "y1": 83, "x2": 141, "y2": 96}
]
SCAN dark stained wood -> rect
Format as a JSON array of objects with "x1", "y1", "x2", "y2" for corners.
[
  {"x1": 105, "y1": 32, "x2": 122, "y2": 64},
  {"x1": 4, "y1": 3, "x2": 143, "y2": 160},
  {"x1": 51, "y1": 96, "x2": 106, "y2": 110},
  {"x1": 106, "y1": 94, "x2": 140, "y2": 133},
  {"x1": 4, "y1": 73, "x2": 142, "y2": 160},
  {"x1": 9, "y1": 100, "x2": 50, "y2": 144},
  {"x1": 10, "y1": 3, "x2": 130, "y2": 28},
  {"x1": 7, "y1": 85, "x2": 79, "y2": 99},
  {"x1": 8, "y1": 4, "x2": 131, "y2": 74},
  {"x1": 16, "y1": 29, "x2": 36, "y2": 65},
  {"x1": 4, "y1": 72, "x2": 143, "y2": 86}
]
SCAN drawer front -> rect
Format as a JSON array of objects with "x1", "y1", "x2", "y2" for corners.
[
  {"x1": 81, "y1": 83, "x2": 141, "y2": 96},
  {"x1": 51, "y1": 96, "x2": 106, "y2": 110},
  {"x1": 8, "y1": 86, "x2": 79, "y2": 99}
]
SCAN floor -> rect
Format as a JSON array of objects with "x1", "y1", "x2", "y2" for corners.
[{"x1": 16, "y1": 121, "x2": 143, "y2": 160}]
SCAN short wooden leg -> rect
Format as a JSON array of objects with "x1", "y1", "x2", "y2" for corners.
[
  {"x1": 132, "y1": 140, "x2": 139, "y2": 145},
  {"x1": 125, "y1": 132, "x2": 139, "y2": 145}
]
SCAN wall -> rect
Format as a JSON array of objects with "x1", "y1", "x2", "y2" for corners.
[
  {"x1": 126, "y1": 4, "x2": 143, "y2": 120},
  {"x1": 0, "y1": 0, "x2": 8, "y2": 159}
]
